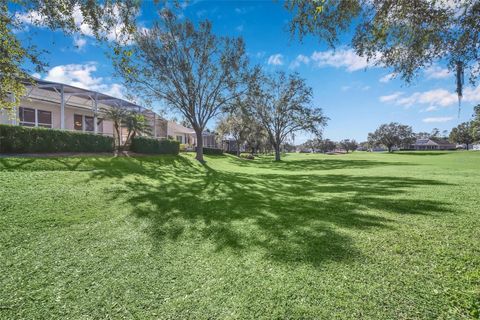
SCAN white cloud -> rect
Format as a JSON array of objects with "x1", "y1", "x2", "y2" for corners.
[
  {"x1": 341, "y1": 86, "x2": 351, "y2": 92},
  {"x1": 235, "y1": 25, "x2": 244, "y2": 32},
  {"x1": 43, "y1": 62, "x2": 125, "y2": 98},
  {"x1": 267, "y1": 54, "x2": 284, "y2": 66},
  {"x1": 424, "y1": 64, "x2": 450, "y2": 79},
  {"x1": 310, "y1": 49, "x2": 378, "y2": 72},
  {"x1": 289, "y1": 54, "x2": 310, "y2": 69},
  {"x1": 235, "y1": 7, "x2": 246, "y2": 14},
  {"x1": 380, "y1": 86, "x2": 480, "y2": 109},
  {"x1": 379, "y1": 92, "x2": 404, "y2": 103},
  {"x1": 73, "y1": 36, "x2": 87, "y2": 50},
  {"x1": 379, "y1": 73, "x2": 395, "y2": 83},
  {"x1": 256, "y1": 51, "x2": 266, "y2": 59},
  {"x1": 15, "y1": 5, "x2": 133, "y2": 42},
  {"x1": 422, "y1": 117, "x2": 455, "y2": 123},
  {"x1": 424, "y1": 106, "x2": 439, "y2": 112}
]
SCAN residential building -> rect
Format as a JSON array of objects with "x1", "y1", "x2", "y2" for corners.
[
  {"x1": 412, "y1": 138, "x2": 456, "y2": 150},
  {"x1": 166, "y1": 121, "x2": 196, "y2": 145},
  {"x1": 0, "y1": 79, "x2": 203, "y2": 148},
  {"x1": 202, "y1": 131, "x2": 219, "y2": 148}
]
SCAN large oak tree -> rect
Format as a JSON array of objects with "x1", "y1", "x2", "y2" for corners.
[
  {"x1": 113, "y1": 10, "x2": 252, "y2": 162},
  {"x1": 368, "y1": 122, "x2": 415, "y2": 152},
  {"x1": 248, "y1": 71, "x2": 328, "y2": 161}
]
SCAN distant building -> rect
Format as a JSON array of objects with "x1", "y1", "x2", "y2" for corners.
[
  {"x1": 202, "y1": 131, "x2": 218, "y2": 148},
  {"x1": 412, "y1": 138, "x2": 456, "y2": 150},
  {"x1": 222, "y1": 139, "x2": 246, "y2": 153}
]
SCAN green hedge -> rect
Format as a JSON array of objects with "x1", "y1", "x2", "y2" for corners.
[
  {"x1": 130, "y1": 136, "x2": 180, "y2": 155},
  {"x1": 0, "y1": 125, "x2": 114, "y2": 153},
  {"x1": 202, "y1": 147, "x2": 223, "y2": 155}
]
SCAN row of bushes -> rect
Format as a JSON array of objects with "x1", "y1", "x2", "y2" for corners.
[
  {"x1": 0, "y1": 125, "x2": 114, "y2": 153},
  {"x1": 0, "y1": 125, "x2": 221, "y2": 156},
  {"x1": 130, "y1": 136, "x2": 180, "y2": 155},
  {"x1": 202, "y1": 147, "x2": 223, "y2": 155}
]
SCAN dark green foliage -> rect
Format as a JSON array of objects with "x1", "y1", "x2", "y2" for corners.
[
  {"x1": 202, "y1": 147, "x2": 223, "y2": 155},
  {"x1": 0, "y1": 125, "x2": 114, "y2": 153},
  {"x1": 130, "y1": 136, "x2": 179, "y2": 155}
]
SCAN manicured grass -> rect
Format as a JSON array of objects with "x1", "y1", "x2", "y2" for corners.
[{"x1": 1, "y1": 152, "x2": 479, "y2": 319}]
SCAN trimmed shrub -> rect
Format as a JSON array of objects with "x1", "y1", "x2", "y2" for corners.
[
  {"x1": 130, "y1": 136, "x2": 180, "y2": 155},
  {"x1": 0, "y1": 124, "x2": 114, "y2": 153},
  {"x1": 240, "y1": 153, "x2": 255, "y2": 160},
  {"x1": 179, "y1": 144, "x2": 188, "y2": 152},
  {"x1": 202, "y1": 147, "x2": 223, "y2": 155}
]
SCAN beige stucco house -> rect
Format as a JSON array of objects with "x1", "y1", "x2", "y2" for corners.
[{"x1": 0, "y1": 79, "x2": 200, "y2": 147}]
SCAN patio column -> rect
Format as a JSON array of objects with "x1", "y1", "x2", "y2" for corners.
[
  {"x1": 10, "y1": 93, "x2": 17, "y2": 125},
  {"x1": 153, "y1": 113, "x2": 157, "y2": 138},
  {"x1": 93, "y1": 92, "x2": 98, "y2": 134},
  {"x1": 60, "y1": 85, "x2": 65, "y2": 129}
]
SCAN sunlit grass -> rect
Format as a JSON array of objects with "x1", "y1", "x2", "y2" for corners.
[{"x1": 1, "y1": 151, "x2": 479, "y2": 318}]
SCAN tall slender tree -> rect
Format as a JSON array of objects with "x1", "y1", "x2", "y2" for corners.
[
  {"x1": 248, "y1": 71, "x2": 328, "y2": 161},
  {"x1": 216, "y1": 110, "x2": 250, "y2": 157},
  {"x1": 113, "y1": 10, "x2": 252, "y2": 162}
]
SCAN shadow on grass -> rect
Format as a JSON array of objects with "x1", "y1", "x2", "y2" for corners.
[
  {"x1": 1, "y1": 155, "x2": 452, "y2": 267},
  {"x1": 394, "y1": 152, "x2": 453, "y2": 156},
  {"x1": 221, "y1": 154, "x2": 415, "y2": 171},
  {"x1": 89, "y1": 156, "x2": 450, "y2": 267}
]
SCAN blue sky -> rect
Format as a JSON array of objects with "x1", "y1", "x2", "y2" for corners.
[{"x1": 14, "y1": 0, "x2": 480, "y2": 143}]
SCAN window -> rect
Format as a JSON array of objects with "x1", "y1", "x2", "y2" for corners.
[
  {"x1": 85, "y1": 116, "x2": 94, "y2": 132},
  {"x1": 19, "y1": 107, "x2": 35, "y2": 127},
  {"x1": 37, "y1": 110, "x2": 52, "y2": 128},
  {"x1": 176, "y1": 135, "x2": 183, "y2": 143},
  {"x1": 19, "y1": 107, "x2": 51, "y2": 128},
  {"x1": 74, "y1": 114, "x2": 83, "y2": 131}
]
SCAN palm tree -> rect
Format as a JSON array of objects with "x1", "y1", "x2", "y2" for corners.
[
  {"x1": 123, "y1": 111, "x2": 152, "y2": 147},
  {"x1": 101, "y1": 107, "x2": 128, "y2": 148}
]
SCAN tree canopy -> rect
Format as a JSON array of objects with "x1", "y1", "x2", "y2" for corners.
[
  {"x1": 1, "y1": 0, "x2": 139, "y2": 112},
  {"x1": 450, "y1": 122, "x2": 475, "y2": 150},
  {"x1": 112, "y1": 10, "x2": 253, "y2": 161},
  {"x1": 286, "y1": 0, "x2": 480, "y2": 107},
  {"x1": 339, "y1": 139, "x2": 358, "y2": 153},
  {"x1": 247, "y1": 71, "x2": 328, "y2": 161},
  {"x1": 368, "y1": 122, "x2": 415, "y2": 152}
]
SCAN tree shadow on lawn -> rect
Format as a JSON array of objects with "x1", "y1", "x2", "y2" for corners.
[
  {"x1": 221, "y1": 154, "x2": 416, "y2": 171},
  {"x1": 394, "y1": 152, "x2": 452, "y2": 156},
  {"x1": 1, "y1": 155, "x2": 451, "y2": 267},
  {"x1": 89, "y1": 156, "x2": 452, "y2": 267}
]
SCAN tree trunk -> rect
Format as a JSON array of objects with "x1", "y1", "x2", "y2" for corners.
[
  {"x1": 466, "y1": 143, "x2": 469, "y2": 150},
  {"x1": 235, "y1": 138, "x2": 241, "y2": 157},
  {"x1": 388, "y1": 146, "x2": 392, "y2": 153},
  {"x1": 114, "y1": 124, "x2": 121, "y2": 149},
  {"x1": 274, "y1": 145, "x2": 281, "y2": 161},
  {"x1": 195, "y1": 130, "x2": 204, "y2": 162}
]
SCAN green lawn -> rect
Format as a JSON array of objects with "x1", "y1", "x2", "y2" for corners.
[{"x1": 1, "y1": 152, "x2": 479, "y2": 319}]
